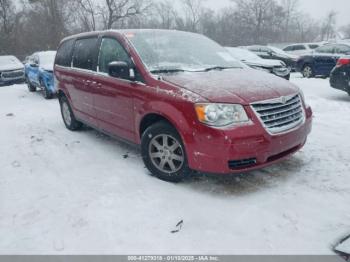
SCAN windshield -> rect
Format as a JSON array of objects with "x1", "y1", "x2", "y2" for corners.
[
  {"x1": 39, "y1": 51, "x2": 56, "y2": 66},
  {"x1": 125, "y1": 30, "x2": 243, "y2": 72},
  {"x1": 226, "y1": 48, "x2": 262, "y2": 61}
]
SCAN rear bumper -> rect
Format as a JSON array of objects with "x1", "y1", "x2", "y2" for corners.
[
  {"x1": 185, "y1": 106, "x2": 313, "y2": 174},
  {"x1": 330, "y1": 67, "x2": 350, "y2": 93}
]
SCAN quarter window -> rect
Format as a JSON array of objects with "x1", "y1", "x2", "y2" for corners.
[
  {"x1": 98, "y1": 38, "x2": 131, "y2": 73},
  {"x1": 72, "y1": 38, "x2": 98, "y2": 71}
]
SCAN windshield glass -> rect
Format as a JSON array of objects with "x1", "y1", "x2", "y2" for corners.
[
  {"x1": 39, "y1": 51, "x2": 56, "y2": 66},
  {"x1": 126, "y1": 30, "x2": 243, "y2": 72},
  {"x1": 226, "y1": 48, "x2": 262, "y2": 61}
]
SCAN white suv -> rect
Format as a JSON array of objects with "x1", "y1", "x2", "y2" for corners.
[{"x1": 283, "y1": 43, "x2": 320, "y2": 56}]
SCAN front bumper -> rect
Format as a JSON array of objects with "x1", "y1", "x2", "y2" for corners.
[
  {"x1": 185, "y1": 106, "x2": 313, "y2": 174},
  {"x1": 0, "y1": 69, "x2": 25, "y2": 85}
]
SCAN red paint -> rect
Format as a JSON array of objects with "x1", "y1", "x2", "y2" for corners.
[{"x1": 55, "y1": 30, "x2": 313, "y2": 174}]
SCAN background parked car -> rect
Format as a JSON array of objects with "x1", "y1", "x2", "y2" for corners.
[
  {"x1": 283, "y1": 43, "x2": 321, "y2": 56},
  {"x1": 25, "y1": 51, "x2": 57, "y2": 99},
  {"x1": 296, "y1": 43, "x2": 350, "y2": 78},
  {"x1": 226, "y1": 47, "x2": 291, "y2": 80},
  {"x1": 0, "y1": 56, "x2": 25, "y2": 86},
  {"x1": 246, "y1": 45, "x2": 299, "y2": 70},
  {"x1": 330, "y1": 56, "x2": 350, "y2": 95}
]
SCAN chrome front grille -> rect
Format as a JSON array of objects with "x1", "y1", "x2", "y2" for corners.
[{"x1": 251, "y1": 94, "x2": 304, "y2": 134}]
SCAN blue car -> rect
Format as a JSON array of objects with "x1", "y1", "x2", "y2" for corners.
[
  {"x1": 296, "y1": 43, "x2": 350, "y2": 78},
  {"x1": 25, "y1": 51, "x2": 57, "y2": 99}
]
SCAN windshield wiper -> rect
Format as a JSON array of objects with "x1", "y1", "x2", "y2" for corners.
[
  {"x1": 202, "y1": 66, "x2": 238, "y2": 72},
  {"x1": 150, "y1": 68, "x2": 186, "y2": 74}
]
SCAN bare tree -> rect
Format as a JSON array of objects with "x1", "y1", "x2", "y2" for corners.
[
  {"x1": 74, "y1": 0, "x2": 97, "y2": 31},
  {"x1": 0, "y1": 0, "x2": 15, "y2": 34},
  {"x1": 181, "y1": 0, "x2": 205, "y2": 32},
  {"x1": 320, "y1": 11, "x2": 337, "y2": 41},
  {"x1": 155, "y1": 0, "x2": 177, "y2": 29},
  {"x1": 100, "y1": 0, "x2": 152, "y2": 29},
  {"x1": 281, "y1": 0, "x2": 299, "y2": 41}
]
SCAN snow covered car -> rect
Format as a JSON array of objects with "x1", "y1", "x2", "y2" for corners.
[
  {"x1": 283, "y1": 43, "x2": 320, "y2": 56},
  {"x1": 246, "y1": 45, "x2": 299, "y2": 71},
  {"x1": 55, "y1": 29, "x2": 313, "y2": 182},
  {"x1": 0, "y1": 56, "x2": 25, "y2": 86},
  {"x1": 296, "y1": 43, "x2": 350, "y2": 78},
  {"x1": 330, "y1": 57, "x2": 350, "y2": 95},
  {"x1": 25, "y1": 51, "x2": 57, "y2": 99},
  {"x1": 226, "y1": 47, "x2": 291, "y2": 80}
]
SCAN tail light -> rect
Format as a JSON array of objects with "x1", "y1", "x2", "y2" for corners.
[{"x1": 336, "y1": 58, "x2": 350, "y2": 67}]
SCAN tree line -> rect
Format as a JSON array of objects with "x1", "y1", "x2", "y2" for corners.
[{"x1": 0, "y1": 0, "x2": 349, "y2": 59}]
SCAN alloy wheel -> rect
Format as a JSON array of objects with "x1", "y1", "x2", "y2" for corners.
[
  {"x1": 148, "y1": 134, "x2": 185, "y2": 173},
  {"x1": 303, "y1": 66, "x2": 313, "y2": 78},
  {"x1": 62, "y1": 101, "x2": 72, "y2": 126}
]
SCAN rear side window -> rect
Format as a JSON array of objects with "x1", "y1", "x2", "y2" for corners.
[
  {"x1": 309, "y1": 44, "x2": 319, "y2": 49},
  {"x1": 316, "y1": 45, "x2": 334, "y2": 53},
  {"x1": 56, "y1": 39, "x2": 75, "y2": 67},
  {"x1": 334, "y1": 44, "x2": 350, "y2": 54},
  {"x1": 72, "y1": 38, "x2": 98, "y2": 71},
  {"x1": 98, "y1": 38, "x2": 132, "y2": 73},
  {"x1": 293, "y1": 45, "x2": 306, "y2": 51}
]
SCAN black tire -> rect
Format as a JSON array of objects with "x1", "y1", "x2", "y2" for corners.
[
  {"x1": 26, "y1": 77, "x2": 36, "y2": 92},
  {"x1": 141, "y1": 121, "x2": 191, "y2": 182},
  {"x1": 59, "y1": 95, "x2": 82, "y2": 131},
  {"x1": 302, "y1": 64, "x2": 314, "y2": 78},
  {"x1": 40, "y1": 79, "x2": 53, "y2": 100}
]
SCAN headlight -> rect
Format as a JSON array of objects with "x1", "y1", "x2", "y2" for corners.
[
  {"x1": 195, "y1": 103, "x2": 249, "y2": 127},
  {"x1": 299, "y1": 89, "x2": 309, "y2": 107}
]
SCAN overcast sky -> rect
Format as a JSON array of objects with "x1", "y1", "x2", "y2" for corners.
[{"x1": 204, "y1": 0, "x2": 350, "y2": 26}]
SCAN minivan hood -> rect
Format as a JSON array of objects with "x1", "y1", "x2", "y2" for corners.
[{"x1": 162, "y1": 69, "x2": 299, "y2": 104}]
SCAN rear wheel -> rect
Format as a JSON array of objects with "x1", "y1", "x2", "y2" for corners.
[
  {"x1": 26, "y1": 77, "x2": 36, "y2": 92},
  {"x1": 59, "y1": 95, "x2": 82, "y2": 131},
  {"x1": 141, "y1": 122, "x2": 191, "y2": 182},
  {"x1": 302, "y1": 65, "x2": 314, "y2": 78},
  {"x1": 40, "y1": 79, "x2": 53, "y2": 99}
]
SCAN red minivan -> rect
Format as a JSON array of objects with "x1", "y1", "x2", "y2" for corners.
[{"x1": 54, "y1": 30, "x2": 313, "y2": 182}]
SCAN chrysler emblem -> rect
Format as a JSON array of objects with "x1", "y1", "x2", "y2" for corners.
[{"x1": 280, "y1": 96, "x2": 287, "y2": 104}]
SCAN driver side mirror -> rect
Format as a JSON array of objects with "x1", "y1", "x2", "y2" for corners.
[{"x1": 108, "y1": 61, "x2": 135, "y2": 81}]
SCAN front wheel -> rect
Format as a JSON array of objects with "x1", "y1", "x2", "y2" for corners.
[
  {"x1": 302, "y1": 65, "x2": 314, "y2": 78},
  {"x1": 59, "y1": 95, "x2": 82, "y2": 131},
  {"x1": 141, "y1": 122, "x2": 191, "y2": 182}
]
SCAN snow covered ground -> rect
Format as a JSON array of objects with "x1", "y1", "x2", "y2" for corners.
[{"x1": 0, "y1": 74, "x2": 350, "y2": 255}]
